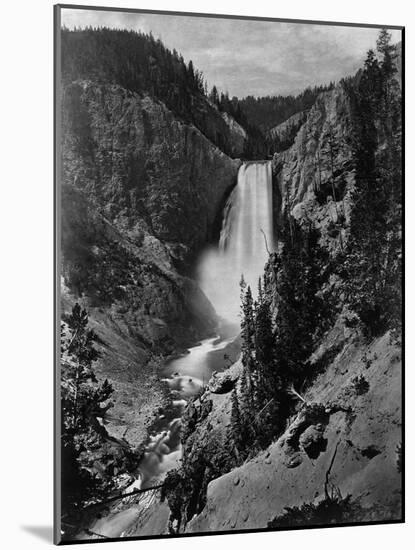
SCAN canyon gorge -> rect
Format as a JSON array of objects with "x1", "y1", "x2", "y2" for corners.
[{"x1": 58, "y1": 24, "x2": 402, "y2": 543}]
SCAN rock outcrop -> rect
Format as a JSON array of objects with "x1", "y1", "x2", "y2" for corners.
[
  {"x1": 220, "y1": 111, "x2": 247, "y2": 157},
  {"x1": 272, "y1": 86, "x2": 355, "y2": 250},
  {"x1": 267, "y1": 110, "x2": 308, "y2": 152},
  {"x1": 208, "y1": 360, "x2": 243, "y2": 394}
]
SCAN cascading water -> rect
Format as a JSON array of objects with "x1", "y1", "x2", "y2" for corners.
[{"x1": 198, "y1": 161, "x2": 274, "y2": 324}]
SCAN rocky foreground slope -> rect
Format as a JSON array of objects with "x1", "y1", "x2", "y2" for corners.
[{"x1": 186, "y1": 323, "x2": 402, "y2": 533}]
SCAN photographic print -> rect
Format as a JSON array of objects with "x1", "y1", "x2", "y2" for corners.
[{"x1": 54, "y1": 5, "x2": 403, "y2": 544}]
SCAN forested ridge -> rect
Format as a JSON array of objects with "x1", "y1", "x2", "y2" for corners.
[
  {"x1": 61, "y1": 27, "x2": 266, "y2": 158},
  {"x1": 239, "y1": 84, "x2": 335, "y2": 132},
  {"x1": 61, "y1": 27, "x2": 334, "y2": 159},
  {"x1": 62, "y1": 27, "x2": 206, "y2": 118}
]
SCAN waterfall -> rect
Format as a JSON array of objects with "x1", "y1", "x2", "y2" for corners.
[{"x1": 197, "y1": 161, "x2": 274, "y2": 325}]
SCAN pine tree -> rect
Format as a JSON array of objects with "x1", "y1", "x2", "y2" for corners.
[
  {"x1": 209, "y1": 85, "x2": 219, "y2": 106},
  {"x1": 237, "y1": 365, "x2": 256, "y2": 453},
  {"x1": 254, "y1": 288, "x2": 275, "y2": 401},
  {"x1": 60, "y1": 304, "x2": 138, "y2": 527},
  {"x1": 377, "y1": 29, "x2": 397, "y2": 82},
  {"x1": 61, "y1": 305, "x2": 115, "y2": 426},
  {"x1": 188, "y1": 59, "x2": 195, "y2": 84},
  {"x1": 240, "y1": 285, "x2": 257, "y2": 403},
  {"x1": 62, "y1": 303, "x2": 102, "y2": 431},
  {"x1": 230, "y1": 389, "x2": 242, "y2": 449},
  {"x1": 342, "y1": 30, "x2": 402, "y2": 335},
  {"x1": 241, "y1": 286, "x2": 255, "y2": 358}
]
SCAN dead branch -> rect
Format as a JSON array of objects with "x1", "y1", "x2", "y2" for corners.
[
  {"x1": 67, "y1": 327, "x2": 80, "y2": 352},
  {"x1": 288, "y1": 384, "x2": 307, "y2": 404},
  {"x1": 260, "y1": 228, "x2": 271, "y2": 256},
  {"x1": 324, "y1": 440, "x2": 341, "y2": 500},
  {"x1": 83, "y1": 483, "x2": 164, "y2": 511},
  {"x1": 255, "y1": 398, "x2": 274, "y2": 420},
  {"x1": 83, "y1": 529, "x2": 111, "y2": 540}
]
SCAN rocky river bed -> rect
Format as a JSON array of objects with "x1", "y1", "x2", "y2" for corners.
[{"x1": 77, "y1": 327, "x2": 241, "y2": 540}]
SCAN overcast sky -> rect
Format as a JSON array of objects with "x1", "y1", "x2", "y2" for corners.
[{"x1": 61, "y1": 8, "x2": 401, "y2": 98}]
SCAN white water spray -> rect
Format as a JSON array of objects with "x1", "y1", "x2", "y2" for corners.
[{"x1": 198, "y1": 161, "x2": 274, "y2": 324}]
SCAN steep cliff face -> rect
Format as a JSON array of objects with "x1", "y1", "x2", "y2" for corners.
[
  {"x1": 272, "y1": 86, "x2": 355, "y2": 250},
  {"x1": 61, "y1": 80, "x2": 241, "y2": 445},
  {"x1": 267, "y1": 110, "x2": 308, "y2": 152},
  {"x1": 220, "y1": 111, "x2": 247, "y2": 156},
  {"x1": 62, "y1": 81, "x2": 241, "y2": 264},
  {"x1": 60, "y1": 27, "x2": 251, "y2": 161}
]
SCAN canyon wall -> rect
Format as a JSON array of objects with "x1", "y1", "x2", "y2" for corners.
[{"x1": 272, "y1": 86, "x2": 355, "y2": 250}]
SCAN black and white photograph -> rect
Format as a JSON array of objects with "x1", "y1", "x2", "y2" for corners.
[{"x1": 54, "y1": 5, "x2": 403, "y2": 544}]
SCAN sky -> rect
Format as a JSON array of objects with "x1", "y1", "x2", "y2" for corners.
[{"x1": 60, "y1": 8, "x2": 401, "y2": 98}]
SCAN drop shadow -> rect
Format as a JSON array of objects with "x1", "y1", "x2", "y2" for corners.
[{"x1": 21, "y1": 525, "x2": 53, "y2": 543}]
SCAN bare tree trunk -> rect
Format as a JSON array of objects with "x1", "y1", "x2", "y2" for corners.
[
  {"x1": 260, "y1": 228, "x2": 271, "y2": 256},
  {"x1": 288, "y1": 384, "x2": 307, "y2": 404},
  {"x1": 324, "y1": 440, "x2": 341, "y2": 500}
]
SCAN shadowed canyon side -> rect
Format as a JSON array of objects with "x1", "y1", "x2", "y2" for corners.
[
  {"x1": 60, "y1": 82, "x2": 243, "y2": 446},
  {"x1": 57, "y1": 19, "x2": 402, "y2": 544}
]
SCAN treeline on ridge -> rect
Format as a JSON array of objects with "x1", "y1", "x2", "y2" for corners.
[
  {"x1": 238, "y1": 84, "x2": 335, "y2": 132},
  {"x1": 61, "y1": 27, "x2": 335, "y2": 160},
  {"x1": 61, "y1": 27, "x2": 266, "y2": 158}
]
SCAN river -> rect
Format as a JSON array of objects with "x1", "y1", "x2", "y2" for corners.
[{"x1": 137, "y1": 324, "x2": 240, "y2": 490}]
